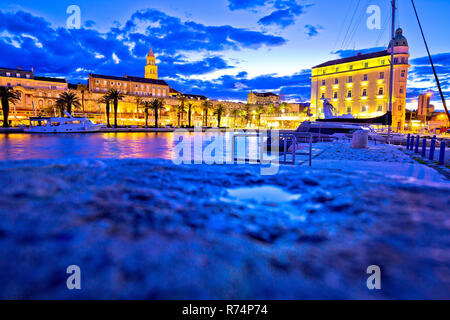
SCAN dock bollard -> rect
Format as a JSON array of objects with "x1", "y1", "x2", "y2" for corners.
[
  {"x1": 414, "y1": 135, "x2": 420, "y2": 153},
  {"x1": 439, "y1": 141, "x2": 446, "y2": 165},
  {"x1": 421, "y1": 138, "x2": 427, "y2": 158},
  {"x1": 429, "y1": 136, "x2": 436, "y2": 161},
  {"x1": 406, "y1": 134, "x2": 410, "y2": 149},
  {"x1": 410, "y1": 136, "x2": 415, "y2": 151}
]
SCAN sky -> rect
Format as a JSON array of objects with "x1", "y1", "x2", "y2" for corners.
[{"x1": 1, "y1": 0, "x2": 449, "y2": 109}]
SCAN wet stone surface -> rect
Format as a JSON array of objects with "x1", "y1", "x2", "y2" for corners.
[{"x1": 0, "y1": 147, "x2": 449, "y2": 299}]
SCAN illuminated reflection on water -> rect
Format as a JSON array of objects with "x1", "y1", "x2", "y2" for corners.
[
  {"x1": 0, "y1": 132, "x2": 261, "y2": 161},
  {"x1": 0, "y1": 132, "x2": 177, "y2": 160}
]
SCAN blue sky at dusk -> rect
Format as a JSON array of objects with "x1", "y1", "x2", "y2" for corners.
[{"x1": 1, "y1": 0, "x2": 449, "y2": 109}]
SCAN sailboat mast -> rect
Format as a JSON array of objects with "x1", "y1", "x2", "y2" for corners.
[
  {"x1": 410, "y1": 0, "x2": 450, "y2": 122},
  {"x1": 387, "y1": 0, "x2": 396, "y2": 143}
]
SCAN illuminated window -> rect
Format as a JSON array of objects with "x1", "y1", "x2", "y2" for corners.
[
  {"x1": 398, "y1": 104, "x2": 402, "y2": 111},
  {"x1": 347, "y1": 91, "x2": 352, "y2": 98},
  {"x1": 361, "y1": 105, "x2": 367, "y2": 112},
  {"x1": 378, "y1": 88, "x2": 384, "y2": 95},
  {"x1": 362, "y1": 89, "x2": 367, "y2": 97},
  {"x1": 6, "y1": 72, "x2": 11, "y2": 76}
]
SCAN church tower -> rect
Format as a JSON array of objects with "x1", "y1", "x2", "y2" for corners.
[{"x1": 145, "y1": 48, "x2": 158, "y2": 79}]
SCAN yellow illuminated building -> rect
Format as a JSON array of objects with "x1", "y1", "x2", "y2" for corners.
[
  {"x1": 145, "y1": 48, "x2": 158, "y2": 80},
  {"x1": 311, "y1": 28, "x2": 410, "y2": 131}
]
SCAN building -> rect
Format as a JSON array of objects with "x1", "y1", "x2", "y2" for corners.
[
  {"x1": 88, "y1": 73, "x2": 169, "y2": 98},
  {"x1": 417, "y1": 93, "x2": 434, "y2": 121},
  {"x1": 145, "y1": 48, "x2": 158, "y2": 80},
  {"x1": 247, "y1": 91, "x2": 280, "y2": 105},
  {"x1": 310, "y1": 28, "x2": 410, "y2": 131},
  {"x1": 0, "y1": 67, "x2": 68, "y2": 124}
]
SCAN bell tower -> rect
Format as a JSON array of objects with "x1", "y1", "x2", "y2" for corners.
[{"x1": 145, "y1": 48, "x2": 158, "y2": 79}]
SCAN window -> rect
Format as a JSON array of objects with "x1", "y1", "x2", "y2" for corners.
[
  {"x1": 333, "y1": 92, "x2": 338, "y2": 99},
  {"x1": 381, "y1": 59, "x2": 385, "y2": 65},
  {"x1": 322, "y1": 80, "x2": 326, "y2": 86},
  {"x1": 16, "y1": 73, "x2": 21, "y2": 78},
  {"x1": 364, "y1": 62, "x2": 369, "y2": 68},
  {"x1": 401, "y1": 70, "x2": 406, "y2": 78},
  {"x1": 26, "y1": 74, "x2": 30, "y2": 79},
  {"x1": 348, "y1": 76, "x2": 353, "y2": 83},
  {"x1": 362, "y1": 89, "x2": 367, "y2": 96},
  {"x1": 377, "y1": 105, "x2": 383, "y2": 112},
  {"x1": 96, "y1": 80, "x2": 100, "y2": 84},
  {"x1": 335, "y1": 67, "x2": 339, "y2": 72},
  {"x1": 394, "y1": 58, "x2": 398, "y2": 64},
  {"x1": 398, "y1": 104, "x2": 402, "y2": 111},
  {"x1": 347, "y1": 91, "x2": 352, "y2": 98},
  {"x1": 379, "y1": 72, "x2": 384, "y2": 79},
  {"x1": 6, "y1": 72, "x2": 11, "y2": 76},
  {"x1": 378, "y1": 88, "x2": 384, "y2": 95},
  {"x1": 334, "y1": 78, "x2": 339, "y2": 84},
  {"x1": 321, "y1": 93, "x2": 325, "y2": 99},
  {"x1": 118, "y1": 82, "x2": 121, "y2": 86},
  {"x1": 400, "y1": 86, "x2": 404, "y2": 94},
  {"x1": 401, "y1": 57, "x2": 406, "y2": 63},
  {"x1": 103, "y1": 81, "x2": 107, "y2": 85},
  {"x1": 346, "y1": 106, "x2": 352, "y2": 113},
  {"x1": 17, "y1": 92, "x2": 22, "y2": 98},
  {"x1": 361, "y1": 105, "x2": 368, "y2": 112},
  {"x1": 349, "y1": 65, "x2": 353, "y2": 70},
  {"x1": 363, "y1": 74, "x2": 368, "y2": 81}
]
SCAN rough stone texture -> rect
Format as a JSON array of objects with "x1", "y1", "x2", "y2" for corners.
[{"x1": 0, "y1": 142, "x2": 449, "y2": 299}]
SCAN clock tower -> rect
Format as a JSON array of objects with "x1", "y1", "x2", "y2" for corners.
[{"x1": 145, "y1": 48, "x2": 158, "y2": 79}]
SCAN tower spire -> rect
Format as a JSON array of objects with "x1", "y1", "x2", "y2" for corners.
[{"x1": 145, "y1": 47, "x2": 158, "y2": 79}]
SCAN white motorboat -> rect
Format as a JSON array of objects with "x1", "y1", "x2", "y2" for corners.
[{"x1": 25, "y1": 111, "x2": 105, "y2": 133}]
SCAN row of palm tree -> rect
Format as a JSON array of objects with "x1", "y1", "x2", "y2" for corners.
[{"x1": 0, "y1": 86, "x2": 20, "y2": 127}]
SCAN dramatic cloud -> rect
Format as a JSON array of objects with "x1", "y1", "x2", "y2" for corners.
[
  {"x1": 0, "y1": 9, "x2": 286, "y2": 85},
  {"x1": 304, "y1": 24, "x2": 324, "y2": 38},
  {"x1": 229, "y1": 0, "x2": 310, "y2": 29}
]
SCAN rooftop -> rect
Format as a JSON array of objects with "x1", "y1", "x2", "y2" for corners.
[
  {"x1": 251, "y1": 92, "x2": 279, "y2": 98},
  {"x1": 312, "y1": 50, "x2": 390, "y2": 69},
  {"x1": 90, "y1": 73, "x2": 168, "y2": 86}
]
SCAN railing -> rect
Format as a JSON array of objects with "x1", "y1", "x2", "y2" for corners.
[
  {"x1": 231, "y1": 132, "x2": 313, "y2": 167},
  {"x1": 406, "y1": 134, "x2": 446, "y2": 165}
]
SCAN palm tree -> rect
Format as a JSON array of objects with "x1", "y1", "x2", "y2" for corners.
[
  {"x1": 0, "y1": 86, "x2": 20, "y2": 127},
  {"x1": 177, "y1": 96, "x2": 187, "y2": 127},
  {"x1": 98, "y1": 95, "x2": 112, "y2": 128},
  {"x1": 202, "y1": 100, "x2": 212, "y2": 127},
  {"x1": 77, "y1": 84, "x2": 88, "y2": 113},
  {"x1": 280, "y1": 102, "x2": 291, "y2": 114},
  {"x1": 242, "y1": 104, "x2": 253, "y2": 127},
  {"x1": 140, "y1": 100, "x2": 152, "y2": 128},
  {"x1": 134, "y1": 96, "x2": 142, "y2": 113},
  {"x1": 151, "y1": 98, "x2": 164, "y2": 128},
  {"x1": 267, "y1": 103, "x2": 281, "y2": 115},
  {"x1": 230, "y1": 107, "x2": 240, "y2": 128},
  {"x1": 106, "y1": 88, "x2": 125, "y2": 128},
  {"x1": 187, "y1": 102, "x2": 193, "y2": 127},
  {"x1": 254, "y1": 105, "x2": 266, "y2": 127},
  {"x1": 214, "y1": 104, "x2": 226, "y2": 128},
  {"x1": 56, "y1": 91, "x2": 81, "y2": 116}
]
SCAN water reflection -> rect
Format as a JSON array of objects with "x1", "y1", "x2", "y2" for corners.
[{"x1": 0, "y1": 132, "x2": 176, "y2": 161}]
